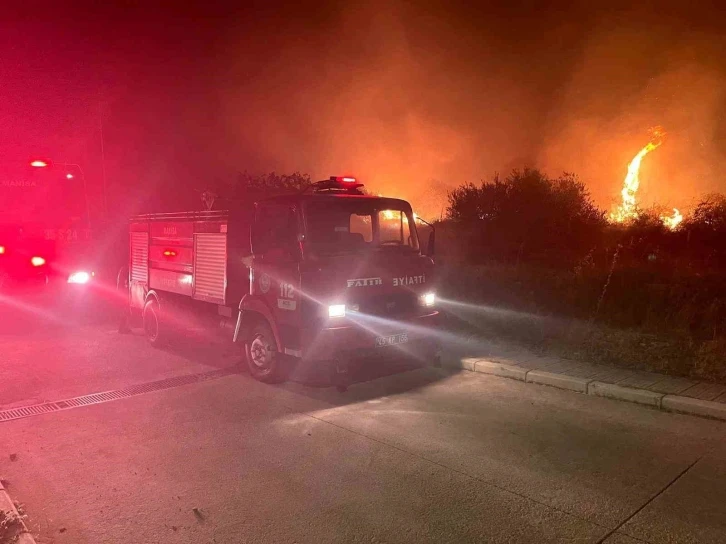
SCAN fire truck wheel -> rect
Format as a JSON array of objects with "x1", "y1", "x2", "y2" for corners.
[
  {"x1": 245, "y1": 321, "x2": 285, "y2": 383},
  {"x1": 143, "y1": 299, "x2": 167, "y2": 347}
]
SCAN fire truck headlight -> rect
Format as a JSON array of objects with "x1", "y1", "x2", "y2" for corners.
[
  {"x1": 328, "y1": 304, "x2": 346, "y2": 318},
  {"x1": 421, "y1": 292, "x2": 436, "y2": 307},
  {"x1": 67, "y1": 271, "x2": 93, "y2": 284}
]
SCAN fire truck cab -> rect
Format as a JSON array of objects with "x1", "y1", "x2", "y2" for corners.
[{"x1": 123, "y1": 177, "x2": 439, "y2": 385}]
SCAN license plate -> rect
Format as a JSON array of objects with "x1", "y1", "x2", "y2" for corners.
[{"x1": 375, "y1": 333, "x2": 409, "y2": 347}]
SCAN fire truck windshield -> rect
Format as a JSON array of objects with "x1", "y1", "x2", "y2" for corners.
[{"x1": 305, "y1": 200, "x2": 419, "y2": 255}]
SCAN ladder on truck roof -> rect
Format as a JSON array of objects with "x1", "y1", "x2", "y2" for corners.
[{"x1": 130, "y1": 210, "x2": 229, "y2": 222}]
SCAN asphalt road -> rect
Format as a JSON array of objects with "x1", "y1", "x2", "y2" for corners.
[{"x1": 1, "y1": 297, "x2": 725, "y2": 543}]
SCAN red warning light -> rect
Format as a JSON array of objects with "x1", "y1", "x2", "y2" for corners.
[
  {"x1": 331, "y1": 176, "x2": 357, "y2": 183},
  {"x1": 0, "y1": 246, "x2": 5, "y2": 254},
  {"x1": 31, "y1": 256, "x2": 46, "y2": 267},
  {"x1": 163, "y1": 250, "x2": 177, "y2": 257},
  {"x1": 30, "y1": 160, "x2": 48, "y2": 168}
]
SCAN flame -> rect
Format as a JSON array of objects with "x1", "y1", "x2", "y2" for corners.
[
  {"x1": 381, "y1": 209, "x2": 397, "y2": 220},
  {"x1": 660, "y1": 208, "x2": 683, "y2": 230},
  {"x1": 610, "y1": 126, "x2": 665, "y2": 223}
]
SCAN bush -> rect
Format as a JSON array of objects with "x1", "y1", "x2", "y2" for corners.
[
  {"x1": 438, "y1": 263, "x2": 726, "y2": 382},
  {"x1": 445, "y1": 169, "x2": 606, "y2": 267}
]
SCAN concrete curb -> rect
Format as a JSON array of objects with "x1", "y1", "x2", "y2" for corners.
[
  {"x1": 443, "y1": 356, "x2": 726, "y2": 422},
  {"x1": 662, "y1": 394, "x2": 726, "y2": 420},
  {"x1": 526, "y1": 370, "x2": 591, "y2": 393},
  {"x1": 444, "y1": 356, "x2": 479, "y2": 371},
  {"x1": 474, "y1": 360, "x2": 528, "y2": 381},
  {"x1": 588, "y1": 382, "x2": 664, "y2": 408},
  {"x1": 0, "y1": 479, "x2": 37, "y2": 544}
]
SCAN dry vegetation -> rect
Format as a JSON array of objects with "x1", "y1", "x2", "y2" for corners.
[{"x1": 439, "y1": 169, "x2": 726, "y2": 383}]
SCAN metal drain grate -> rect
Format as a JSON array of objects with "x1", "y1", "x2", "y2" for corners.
[{"x1": 0, "y1": 367, "x2": 237, "y2": 424}]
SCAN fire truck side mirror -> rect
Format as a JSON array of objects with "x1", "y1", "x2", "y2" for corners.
[
  {"x1": 250, "y1": 222, "x2": 264, "y2": 255},
  {"x1": 426, "y1": 230, "x2": 435, "y2": 256}
]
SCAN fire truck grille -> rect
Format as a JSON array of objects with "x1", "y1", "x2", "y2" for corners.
[{"x1": 358, "y1": 292, "x2": 418, "y2": 317}]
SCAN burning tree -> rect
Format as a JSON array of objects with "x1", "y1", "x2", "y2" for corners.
[{"x1": 609, "y1": 126, "x2": 682, "y2": 230}]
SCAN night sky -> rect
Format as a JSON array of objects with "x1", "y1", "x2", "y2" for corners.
[{"x1": 1, "y1": 1, "x2": 725, "y2": 218}]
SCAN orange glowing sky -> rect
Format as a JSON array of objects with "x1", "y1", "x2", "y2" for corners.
[{"x1": 1, "y1": 3, "x2": 725, "y2": 219}]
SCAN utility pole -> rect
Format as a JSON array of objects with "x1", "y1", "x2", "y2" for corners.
[{"x1": 98, "y1": 96, "x2": 109, "y2": 214}]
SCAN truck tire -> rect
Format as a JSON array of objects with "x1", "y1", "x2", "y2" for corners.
[
  {"x1": 245, "y1": 321, "x2": 286, "y2": 383},
  {"x1": 143, "y1": 299, "x2": 166, "y2": 347}
]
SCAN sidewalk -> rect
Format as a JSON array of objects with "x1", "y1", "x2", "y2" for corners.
[
  {"x1": 443, "y1": 338, "x2": 726, "y2": 421},
  {"x1": 0, "y1": 478, "x2": 35, "y2": 544}
]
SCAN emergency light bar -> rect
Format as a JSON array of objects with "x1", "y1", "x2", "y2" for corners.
[{"x1": 311, "y1": 176, "x2": 365, "y2": 195}]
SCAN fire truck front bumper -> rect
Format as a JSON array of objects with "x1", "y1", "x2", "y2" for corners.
[{"x1": 301, "y1": 310, "x2": 441, "y2": 364}]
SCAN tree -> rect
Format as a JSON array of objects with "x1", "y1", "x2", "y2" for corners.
[
  {"x1": 681, "y1": 194, "x2": 726, "y2": 270},
  {"x1": 205, "y1": 171, "x2": 313, "y2": 209},
  {"x1": 445, "y1": 168, "x2": 606, "y2": 266},
  {"x1": 445, "y1": 175, "x2": 506, "y2": 222},
  {"x1": 610, "y1": 208, "x2": 671, "y2": 268},
  {"x1": 234, "y1": 171, "x2": 312, "y2": 197}
]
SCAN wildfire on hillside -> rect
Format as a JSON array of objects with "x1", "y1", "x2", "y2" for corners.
[{"x1": 610, "y1": 126, "x2": 682, "y2": 230}]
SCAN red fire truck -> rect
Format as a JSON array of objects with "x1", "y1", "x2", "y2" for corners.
[
  {"x1": 0, "y1": 162, "x2": 102, "y2": 292},
  {"x1": 121, "y1": 177, "x2": 439, "y2": 385}
]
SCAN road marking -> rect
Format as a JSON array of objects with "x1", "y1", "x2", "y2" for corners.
[{"x1": 0, "y1": 367, "x2": 238, "y2": 424}]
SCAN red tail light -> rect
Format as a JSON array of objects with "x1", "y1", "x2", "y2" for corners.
[{"x1": 31, "y1": 256, "x2": 45, "y2": 267}]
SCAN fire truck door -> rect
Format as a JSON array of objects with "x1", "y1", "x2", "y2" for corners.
[{"x1": 250, "y1": 204, "x2": 301, "y2": 355}]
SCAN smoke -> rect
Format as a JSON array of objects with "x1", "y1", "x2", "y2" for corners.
[
  {"x1": 536, "y1": 12, "x2": 726, "y2": 216},
  {"x1": 6, "y1": 4, "x2": 725, "y2": 221},
  {"x1": 208, "y1": 3, "x2": 726, "y2": 219},
  {"x1": 212, "y1": 2, "x2": 546, "y2": 219}
]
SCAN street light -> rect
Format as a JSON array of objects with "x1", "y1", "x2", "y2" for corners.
[{"x1": 29, "y1": 159, "x2": 91, "y2": 227}]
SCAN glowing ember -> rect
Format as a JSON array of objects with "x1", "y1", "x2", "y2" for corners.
[
  {"x1": 610, "y1": 126, "x2": 665, "y2": 224},
  {"x1": 661, "y1": 208, "x2": 683, "y2": 230}
]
